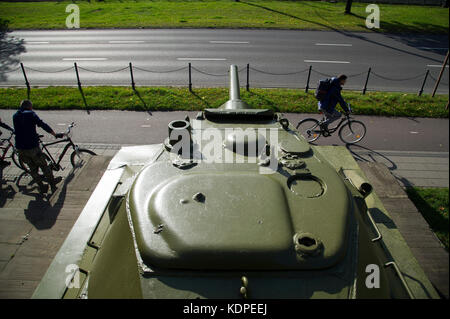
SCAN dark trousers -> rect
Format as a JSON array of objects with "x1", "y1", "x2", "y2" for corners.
[{"x1": 17, "y1": 147, "x2": 55, "y2": 185}]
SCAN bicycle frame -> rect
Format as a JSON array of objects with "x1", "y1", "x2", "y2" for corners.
[
  {"x1": 321, "y1": 115, "x2": 351, "y2": 134},
  {"x1": 0, "y1": 133, "x2": 15, "y2": 162},
  {"x1": 40, "y1": 137, "x2": 77, "y2": 171}
]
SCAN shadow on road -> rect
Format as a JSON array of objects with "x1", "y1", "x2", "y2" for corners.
[
  {"x1": 239, "y1": 1, "x2": 446, "y2": 63},
  {"x1": 0, "y1": 19, "x2": 26, "y2": 82},
  {"x1": 4, "y1": 167, "x2": 76, "y2": 230}
]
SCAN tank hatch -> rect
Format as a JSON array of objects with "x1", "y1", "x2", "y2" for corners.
[
  {"x1": 128, "y1": 162, "x2": 351, "y2": 271},
  {"x1": 132, "y1": 172, "x2": 296, "y2": 270}
]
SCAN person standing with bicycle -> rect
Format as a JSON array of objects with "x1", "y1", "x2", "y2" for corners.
[
  {"x1": 13, "y1": 100, "x2": 64, "y2": 194},
  {"x1": 0, "y1": 117, "x2": 14, "y2": 168},
  {"x1": 318, "y1": 74, "x2": 350, "y2": 132}
]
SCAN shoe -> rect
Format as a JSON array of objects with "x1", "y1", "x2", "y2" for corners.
[
  {"x1": 50, "y1": 176, "x2": 63, "y2": 193},
  {"x1": 38, "y1": 183, "x2": 49, "y2": 194}
]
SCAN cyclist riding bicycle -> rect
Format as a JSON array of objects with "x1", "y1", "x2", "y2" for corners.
[
  {"x1": 13, "y1": 100, "x2": 64, "y2": 194},
  {"x1": 318, "y1": 74, "x2": 350, "y2": 131},
  {"x1": 0, "y1": 117, "x2": 14, "y2": 168}
]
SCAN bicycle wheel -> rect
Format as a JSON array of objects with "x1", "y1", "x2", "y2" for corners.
[
  {"x1": 70, "y1": 148, "x2": 96, "y2": 168},
  {"x1": 296, "y1": 119, "x2": 321, "y2": 143},
  {"x1": 338, "y1": 120, "x2": 366, "y2": 144}
]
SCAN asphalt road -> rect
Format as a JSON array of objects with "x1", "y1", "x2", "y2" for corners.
[
  {"x1": 0, "y1": 109, "x2": 447, "y2": 152},
  {"x1": 1, "y1": 29, "x2": 449, "y2": 93}
]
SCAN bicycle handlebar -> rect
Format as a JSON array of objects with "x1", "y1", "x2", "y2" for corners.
[{"x1": 65, "y1": 122, "x2": 75, "y2": 136}]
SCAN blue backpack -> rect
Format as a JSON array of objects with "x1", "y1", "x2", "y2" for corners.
[{"x1": 315, "y1": 78, "x2": 332, "y2": 101}]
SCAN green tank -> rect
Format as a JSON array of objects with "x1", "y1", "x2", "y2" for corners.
[{"x1": 33, "y1": 65, "x2": 438, "y2": 299}]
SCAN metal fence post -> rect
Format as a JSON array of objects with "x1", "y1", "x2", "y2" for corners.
[
  {"x1": 74, "y1": 62, "x2": 88, "y2": 110},
  {"x1": 20, "y1": 63, "x2": 30, "y2": 99},
  {"x1": 74, "y1": 62, "x2": 82, "y2": 91},
  {"x1": 432, "y1": 50, "x2": 449, "y2": 98},
  {"x1": 188, "y1": 63, "x2": 192, "y2": 92},
  {"x1": 129, "y1": 62, "x2": 136, "y2": 90},
  {"x1": 305, "y1": 65, "x2": 312, "y2": 93},
  {"x1": 417, "y1": 70, "x2": 429, "y2": 96},
  {"x1": 362, "y1": 67, "x2": 371, "y2": 95},
  {"x1": 246, "y1": 63, "x2": 250, "y2": 91}
]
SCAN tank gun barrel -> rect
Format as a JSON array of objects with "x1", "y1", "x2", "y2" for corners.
[
  {"x1": 220, "y1": 65, "x2": 250, "y2": 110},
  {"x1": 229, "y1": 64, "x2": 241, "y2": 101}
]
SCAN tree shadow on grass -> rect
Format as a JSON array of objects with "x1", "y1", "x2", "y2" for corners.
[{"x1": 0, "y1": 18, "x2": 26, "y2": 82}]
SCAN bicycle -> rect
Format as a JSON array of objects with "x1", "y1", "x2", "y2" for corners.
[
  {"x1": 295, "y1": 106, "x2": 366, "y2": 144},
  {"x1": 18, "y1": 122, "x2": 97, "y2": 174},
  {"x1": 0, "y1": 131, "x2": 23, "y2": 170}
]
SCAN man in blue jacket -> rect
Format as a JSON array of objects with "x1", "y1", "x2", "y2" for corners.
[
  {"x1": 318, "y1": 74, "x2": 349, "y2": 131},
  {"x1": 13, "y1": 100, "x2": 63, "y2": 193}
]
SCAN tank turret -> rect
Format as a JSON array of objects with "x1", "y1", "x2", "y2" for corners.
[{"x1": 33, "y1": 65, "x2": 439, "y2": 300}]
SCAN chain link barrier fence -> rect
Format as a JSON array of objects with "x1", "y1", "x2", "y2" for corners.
[{"x1": 1, "y1": 62, "x2": 448, "y2": 99}]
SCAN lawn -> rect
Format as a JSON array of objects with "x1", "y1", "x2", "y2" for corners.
[
  {"x1": 0, "y1": 0, "x2": 448, "y2": 34},
  {"x1": 0, "y1": 86, "x2": 448, "y2": 118},
  {"x1": 406, "y1": 187, "x2": 449, "y2": 250}
]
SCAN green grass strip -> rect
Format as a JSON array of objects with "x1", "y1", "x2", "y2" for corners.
[
  {"x1": 406, "y1": 187, "x2": 449, "y2": 250},
  {"x1": 0, "y1": 0, "x2": 448, "y2": 34},
  {"x1": 0, "y1": 87, "x2": 448, "y2": 118}
]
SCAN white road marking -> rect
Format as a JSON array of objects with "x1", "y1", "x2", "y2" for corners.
[
  {"x1": 315, "y1": 43, "x2": 352, "y2": 47},
  {"x1": 410, "y1": 131, "x2": 419, "y2": 134},
  {"x1": 141, "y1": 125, "x2": 151, "y2": 128},
  {"x1": 304, "y1": 60, "x2": 350, "y2": 64},
  {"x1": 177, "y1": 58, "x2": 227, "y2": 61},
  {"x1": 57, "y1": 123, "x2": 66, "y2": 126},
  {"x1": 427, "y1": 64, "x2": 449, "y2": 68},
  {"x1": 108, "y1": 40, "x2": 145, "y2": 44},
  {"x1": 26, "y1": 41, "x2": 50, "y2": 44},
  {"x1": 209, "y1": 41, "x2": 249, "y2": 44},
  {"x1": 62, "y1": 58, "x2": 108, "y2": 61},
  {"x1": 415, "y1": 47, "x2": 448, "y2": 50}
]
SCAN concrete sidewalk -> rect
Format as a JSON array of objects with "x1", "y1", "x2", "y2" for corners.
[
  {"x1": 360, "y1": 162, "x2": 449, "y2": 298},
  {"x1": 349, "y1": 148, "x2": 449, "y2": 188},
  {"x1": 0, "y1": 146, "x2": 115, "y2": 298}
]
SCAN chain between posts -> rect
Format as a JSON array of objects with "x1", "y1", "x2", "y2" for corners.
[
  {"x1": 1, "y1": 67, "x2": 21, "y2": 74},
  {"x1": 191, "y1": 66, "x2": 229, "y2": 77},
  {"x1": 4, "y1": 63, "x2": 446, "y2": 98},
  {"x1": 371, "y1": 71, "x2": 427, "y2": 82},
  {"x1": 429, "y1": 72, "x2": 448, "y2": 86},
  {"x1": 24, "y1": 66, "x2": 75, "y2": 73},
  {"x1": 77, "y1": 66, "x2": 129, "y2": 73},
  {"x1": 250, "y1": 66, "x2": 309, "y2": 76},
  {"x1": 132, "y1": 66, "x2": 189, "y2": 73}
]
